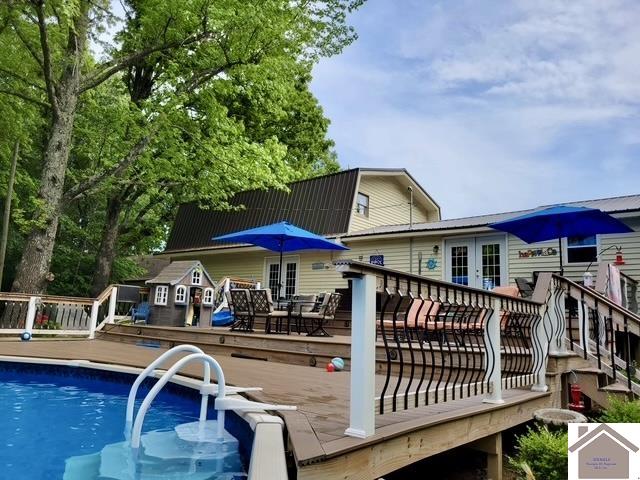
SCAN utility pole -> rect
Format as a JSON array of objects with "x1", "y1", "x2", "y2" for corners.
[{"x1": 0, "y1": 140, "x2": 19, "y2": 290}]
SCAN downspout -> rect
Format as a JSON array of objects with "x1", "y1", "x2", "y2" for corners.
[{"x1": 408, "y1": 186, "x2": 414, "y2": 273}]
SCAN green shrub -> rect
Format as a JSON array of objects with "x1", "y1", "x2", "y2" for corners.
[
  {"x1": 508, "y1": 425, "x2": 567, "y2": 480},
  {"x1": 599, "y1": 396, "x2": 640, "y2": 423}
]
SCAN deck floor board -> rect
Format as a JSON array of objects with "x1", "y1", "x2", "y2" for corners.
[{"x1": 0, "y1": 338, "x2": 547, "y2": 466}]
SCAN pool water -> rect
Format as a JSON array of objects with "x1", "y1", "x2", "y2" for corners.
[{"x1": 0, "y1": 363, "x2": 251, "y2": 480}]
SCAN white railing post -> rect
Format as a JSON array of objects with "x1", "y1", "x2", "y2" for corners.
[
  {"x1": 344, "y1": 273, "x2": 376, "y2": 438},
  {"x1": 22, "y1": 296, "x2": 40, "y2": 339},
  {"x1": 89, "y1": 300, "x2": 99, "y2": 339},
  {"x1": 483, "y1": 297, "x2": 504, "y2": 404},
  {"x1": 531, "y1": 302, "x2": 550, "y2": 392},
  {"x1": 107, "y1": 286, "x2": 118, "y2": 323},
  {"x1": 548, "y1": 282, "x2": 568, "y2": 355},
  {"x1": 577, "y1": 299, "x2": 588, "y2": 355}
]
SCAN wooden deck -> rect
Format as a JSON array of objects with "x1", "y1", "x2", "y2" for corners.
[{"x1": 0, "y1": 339, "x2": 552, "y2": 479}]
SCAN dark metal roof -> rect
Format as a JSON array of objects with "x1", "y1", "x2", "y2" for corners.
[{"x1": 164, "y1": 169, "x2": 360, "y2": 253}]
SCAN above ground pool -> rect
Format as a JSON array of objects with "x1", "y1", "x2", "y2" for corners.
[{"x1": 0, "y1": 361, "x2": 253, "y2": 480}]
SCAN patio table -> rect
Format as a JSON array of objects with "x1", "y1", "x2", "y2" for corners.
[{"x1": 275, "y1": 299, "x2": 319, "y2": 335}]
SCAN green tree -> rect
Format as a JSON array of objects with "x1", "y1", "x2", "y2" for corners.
[{"x1": 0, "y1": 0, "x2": 364, "y2": 294}]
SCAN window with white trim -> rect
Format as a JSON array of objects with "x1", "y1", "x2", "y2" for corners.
[
  {"x1": 154, "y1": 285, "x2": 168, "y2": 306},
  {"x1": 203, "y1": 288, "x2": 214, "y2": 305},
  {"x1": 356, "y1": 192, "x2": 369, "y2": 217},
  {"x1": 191, "y1": 269, "x2": 202, "y2": 285},
  {"x1": 567, "y1": 235, "x2": 598, "y2": 263},
  {"x1": 175, "y1": 285, "x2": 187, "y2": 304}
]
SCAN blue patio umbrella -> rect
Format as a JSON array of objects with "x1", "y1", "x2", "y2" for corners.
[
  {"x1": 490, "y1": 205, "x2": 633, "y2": 274},
  {"x1": 213, "y1": 221, "x2": 349, "y2": 297}
]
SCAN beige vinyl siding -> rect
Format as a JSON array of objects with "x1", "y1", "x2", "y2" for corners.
[
  {"x1": 177, "y1": 252, "x2": 265, "y2": 284},
  {"x1": 350, "y1": 176, "x2": 430, "y2": 232}
]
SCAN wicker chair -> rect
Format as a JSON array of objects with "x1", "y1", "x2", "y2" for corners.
[
  {"x1": 250, "y1": 289, "x2": 288, "y2": 333},
  {"x1": 229, "y1": 289, "x2": 253, "y2": 332},
  {"x1": 299, "y1": 292, "x2": 342, "y2": 337}
]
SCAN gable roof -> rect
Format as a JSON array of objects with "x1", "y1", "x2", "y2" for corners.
[
  {"x1": 569, "y1": 424, "x2": 639, "y2": 453},
  {"x1": 165, "y1": 169, "x2": 361, "y2": 253},
  {"x1": 146, "y1": 260, "x2": 214, "y2": 286},
  {"x1": 345, "y1": 193, "x2": 640, "y2": 238}
]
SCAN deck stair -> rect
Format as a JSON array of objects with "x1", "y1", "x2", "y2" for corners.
[
  {"x1": 572, "y1": 367, "x2": 632, "y2": 408},
  {"x1": 63, "y1": 421, "x2": 244, "y2": 480}
]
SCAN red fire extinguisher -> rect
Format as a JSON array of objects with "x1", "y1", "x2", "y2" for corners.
[{"x1": 568, "y1": 383, "x2": 585, "y2": 412}]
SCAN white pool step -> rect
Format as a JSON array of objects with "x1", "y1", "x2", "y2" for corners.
[{"x1": 63, "y1": 422, "x2": 245, "y2": 480}]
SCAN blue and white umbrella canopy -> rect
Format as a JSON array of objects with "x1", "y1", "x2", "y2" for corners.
[
  {"x1": 490, "y1": 205, "x2": 633, "y2": 274},
  {"x1": 213, "y1": 221, "x2": 348, "y2": 297}
]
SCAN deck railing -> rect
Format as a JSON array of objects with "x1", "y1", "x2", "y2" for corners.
[
  {"x1": 559, "y1": 274, "x2": 640, "y2": 396},
  {"x1": 0, "y1": 285, "x2": 119, "y2": 339},
  {"x1": 335, "y1": 260, "x2": 550, "y2": 439}
]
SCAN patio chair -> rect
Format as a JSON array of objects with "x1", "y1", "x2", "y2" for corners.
[
  {"x1": 299, "y1": 292, "x2": 342, "y2": 337},
  {"x1": 249, "y1": 289, "x2": 288, "y2": 334},
  {"x1": 130, "y1": 302, "x2": 150, "y2": 324},
  {"x1": 229, "y1": 289, "x2": 254, "y2": 332},
  {"x1": 289, "y1": 294, "x2": 318, "y2": 334}
]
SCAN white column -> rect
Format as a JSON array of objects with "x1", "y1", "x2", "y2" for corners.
[
  {"x1": 89, "y1": 300, "x2": 99, "y2": 339},
  {"x1": 531, "y1": 304, "x2": 550, "y2": 392},
  {"x1": 23, "y1": 296, "x2": 39, "y2": 339},
  {"x1": 548, "y1": 284, "x2": 568, "y2": 355},
  {"x1": 344, "y1": 273, "x2": 376, "y2": 438},
  {"x1": 483, "y1": 297, "x2": 504, "y2": 404},
  {"x1": 577, "y1": 299, "x2": 588, "y2": 355},
  {"x1": 107, "y1": 286, "x2": 118, "y2": 323}
]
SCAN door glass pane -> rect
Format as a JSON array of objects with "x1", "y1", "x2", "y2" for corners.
[
  {"x1": 481, "y1": 243, "x2": 501, "y2": 289},
  {"x1": 450, "y1": 246, "x2": 469, "y2": 286},
  {"x1": 268, "y1": 264, "x2": 280, "y2": 297},
  {"x1": 285, "y1": 262, "x2": 297, "y2": 299}
]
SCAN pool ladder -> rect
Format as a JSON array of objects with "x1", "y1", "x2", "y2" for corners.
[{"x1": 126, "y1": 345, "x2": 296, "y2": 450}]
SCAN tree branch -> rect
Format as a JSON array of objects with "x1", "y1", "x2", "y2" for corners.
[
  {"x1": 33, "y1": 0, "x2": 59, "y2": 117},
  {"x1": 0, "y1": 66, "x2": 46, "y2": 91},
  {"x1": 10, "y1": 20, "x2": 45, "y2": 72},
  {"x1": 63, "y1": 125, "x2": 159, "y2": 202},
  {"x1": 0, "y1": 88, "x2": 50, "y2": 109},
  {"x1": 80, "y1": 30, "x2": 214, "y2": 93}
]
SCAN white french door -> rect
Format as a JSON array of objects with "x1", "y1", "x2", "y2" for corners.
[
  {"x1": 445, "y1": 236, "x2": 507, "y2": 290},
  {"x1": 265, "y1": 256, "x2": 299, "y2": 299}
]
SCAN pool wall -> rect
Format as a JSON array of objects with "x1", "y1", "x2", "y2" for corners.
[{"x1": 0, "y1": 354, "x2": 289, "y2": 480}]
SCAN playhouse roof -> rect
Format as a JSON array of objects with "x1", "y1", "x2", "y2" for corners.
[{"x1": 145, "y1": 260, "x2": 214, "y2": 286}]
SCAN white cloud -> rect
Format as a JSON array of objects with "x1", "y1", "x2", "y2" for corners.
[{"x1": 311, "y1": 1, "x2": 640, "y2": 217}]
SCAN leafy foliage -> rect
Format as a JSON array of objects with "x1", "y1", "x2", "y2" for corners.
[
  {"x1": 508, "y1": 425, "x2": 568, "y2": 480},
  {"x1": 599, "y1": 396, "x2": 640, "y2": 423}
]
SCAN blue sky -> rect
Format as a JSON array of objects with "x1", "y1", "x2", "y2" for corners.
[{"x1": 310, "y1": 0, "x2": 640, "y2": 218}]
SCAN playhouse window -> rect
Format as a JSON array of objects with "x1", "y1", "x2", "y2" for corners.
[
  {"x1": 175, "y1": 285, "x2": 187, "y2": 304},
  {"x1": 192, "y1": 270, "x2": 202, "y2": 285},
  {"x1": 203, "y1": 288, "x2": 214, "y2": 305},
  {"x1": 154, "y1": 286, "x2": 168, "y2": 306}
]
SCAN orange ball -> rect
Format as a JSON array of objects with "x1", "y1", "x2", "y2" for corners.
[{"x1": 326, "y1": 362, "x2": 335, "y2": 372}]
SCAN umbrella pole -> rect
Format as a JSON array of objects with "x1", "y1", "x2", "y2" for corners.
[
  {"x1": 279, "y1": 242, "x2": 284, "y2": 299},
  {"x1": 558, "y1": 237, "x2": 564, "y2": 276}
]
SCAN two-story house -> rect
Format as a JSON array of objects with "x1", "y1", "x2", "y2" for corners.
[{"x1": 160, "y1": 168, "x2": 640, "y2": 306}]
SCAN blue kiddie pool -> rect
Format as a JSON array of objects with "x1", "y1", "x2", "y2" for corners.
[{"x1": 212, "y1": 310, "x2": 235, "y2": 327}]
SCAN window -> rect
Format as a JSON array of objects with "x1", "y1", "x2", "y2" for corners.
[
  {"x1": 567, "y1": 235, "x2": 598, "y2": 263},
  {"x1": 356, "y1": 192, "x2": 369, "y2": 217},
  {"x1": 203, "y1": 288, "x2": 214, "y2": 305},
  {"x1": 191, "y1": 269, "x2": 202, "y2": 285},
  {"x1": 175, "y1": 285, "x2": 187, "y2": 304},
  {"x1": 154, "y1": 285, "x2": 168, "y2": 306}
]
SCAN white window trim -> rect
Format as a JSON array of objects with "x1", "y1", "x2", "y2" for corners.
[
  {"x1": 154, "y1": 285, "x2": 168, "y2": 306},
  {"x1": 203, "y1": 287, "x2": 214, "y2": 305},
  {"x1": 191, "y1": 270, "x2": 202, "y2": 285},
  {"x1": 563, "y1": 235, "x2": 600, "y2": 265},
  {"x1": 175, "y1": 285, "x2": 187, "y2": 304},
  {"x1": 356, "y1": 192, "x2": 369, "y2": 217}
]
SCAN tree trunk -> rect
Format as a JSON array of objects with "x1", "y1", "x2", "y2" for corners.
[
  {"x1": 90, "y1": 194, "x2": 123, "y2": 297},
  {"x1": 10, "y1": 6, "x2": 89, "y2": 294}
]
